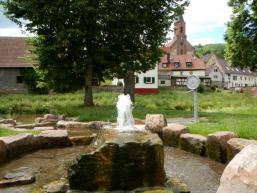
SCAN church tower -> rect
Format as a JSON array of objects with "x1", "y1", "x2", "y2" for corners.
[{"x1": 173, "y1": 16, "x2": 188, "y2": 55}]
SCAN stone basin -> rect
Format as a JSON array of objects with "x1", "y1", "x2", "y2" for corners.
[{"x1": 68, "y1": 131, "x2": 165, "y2": 191}]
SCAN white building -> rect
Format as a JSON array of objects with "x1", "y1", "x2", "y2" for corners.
[
  {"x1": 204, "y1": 54, "x2": 256, "y2": 88},
  {"x1": 112, "y1": 64, "x2": 159, "y2": 94}
]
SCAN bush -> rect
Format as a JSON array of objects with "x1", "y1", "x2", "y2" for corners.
[
  {"x1": 198, "y1": 83, "x2": 206, "y2": 93},
  {"x1": 117, "y1": 81, "x2": 123, "y2": 87}
]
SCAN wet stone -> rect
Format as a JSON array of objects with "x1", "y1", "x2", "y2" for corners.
[
  {"x1": 68, "y1": 132, "x2": 165, "y2": 191},
  {"x1": 69, "y1": 134, "x2": 97, "y2": 146},
  {"x1": 34, "y1": 126, "x2": 55, "y2": 131},
  {"x1": 4, "y1": 167, "x2": 33, "y2": 180},
  {"x1": 44, "y1": 180, "x2": 68, "y2": 193},
  {"x1": 0, "y1": 133, "x2": 35, "y2": 158},
  {"x1": 36, "y1": 130, "x2": 72, "y2": 148},
  {"x1": 0, "y1": 174, "x2": 36, "y2": 188}
]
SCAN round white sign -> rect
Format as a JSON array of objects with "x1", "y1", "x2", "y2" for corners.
[{"x1": 186, "y1": 75, "x2": 200, "y2": 90}]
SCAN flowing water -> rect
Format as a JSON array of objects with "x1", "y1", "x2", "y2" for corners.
[{"x1": 0, "y1": 127, "x2": 225, "y2": 193}]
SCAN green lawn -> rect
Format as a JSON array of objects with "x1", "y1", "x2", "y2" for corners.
[
  {"x1": 0, "y1": 128, "x2": 40, "y2": 137},
  {"x1": 0, "y1": 90, "x2": 257, "y2": 139}
]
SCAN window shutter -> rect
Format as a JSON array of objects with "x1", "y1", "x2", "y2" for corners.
[
  {"x1": 152, "y1": 77, "x2": 155, "y2": 84},
  {"x1": 144, "y1": 77, "x2": 147, "y2": 83}
]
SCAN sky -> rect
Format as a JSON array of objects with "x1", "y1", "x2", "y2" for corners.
[{"x1": 0, "y1": 0, "x2": 232, "y2": 45}]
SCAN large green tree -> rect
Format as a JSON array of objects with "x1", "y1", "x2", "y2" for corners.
[
  {"x1": 1, "y1": 0, "x2": 187, "y2": 105},
  {"x1": 225, "y1": 0, "x2": 257, "y2": 70},
  {"x1": 102, "y1": 0, "x2": 188, "y2": 101}
]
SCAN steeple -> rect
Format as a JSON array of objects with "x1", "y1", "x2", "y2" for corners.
[{"x1": 173, "y1": 14, "x2": 187, "y2": 55}]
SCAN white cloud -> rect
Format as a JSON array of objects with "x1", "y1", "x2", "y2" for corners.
[
  {"x1": 0, "y1": 27, "x2": 34, "y2": 37},
  {"x1": 184, "y1": 0, "x2": 232, "y2": 35}
]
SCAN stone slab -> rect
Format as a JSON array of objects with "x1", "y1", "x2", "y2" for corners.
[
  {"x1": 162, "y1": 124, "x2": 188, "y2": 147},
  {"x1": 179, "y1": 133, "x2": 206, "y2": 156},
  {"x1": 206, "y1": 131, "x2": 238, "y2": 163}
]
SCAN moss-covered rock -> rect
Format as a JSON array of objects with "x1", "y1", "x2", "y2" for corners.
[
  {"x1": 68, "y1": 132, "x2": 165, "y2": 191},
  {"x1": 206, "y1": 131, "x2": 238, "y2": 163},
  {"x1": 179, "y1": 134, "x2": 206, "y2": 156}
]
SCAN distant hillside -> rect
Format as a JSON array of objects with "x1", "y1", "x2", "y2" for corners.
[{"x1": 194, "y1": 44, "x2": 225, "y2": 59}]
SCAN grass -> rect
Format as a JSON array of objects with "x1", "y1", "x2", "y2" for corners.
[
  {"x1": 0, "y1": 127, "x2": 40, "y2": 137},
  {"x1": 0, "y1": 89, "x2": 257, "y2": 139}
]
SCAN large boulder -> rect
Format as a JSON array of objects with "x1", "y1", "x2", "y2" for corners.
[
  {"x1": 145, "y1": 114, "x2": 167, "y2": 136},
  {"x1": 227, "y1": 138, "x2": 257, "y2": 161},
  {"x1": 162, "y1": 124, "x2": 188, "y2": 147},
  {"x1": 179, "y1": 133, "x2": 206, "y2": 156},
  {"x1": 217, "y1": 144, "x2": 257, "y2": 193},
  {"x1": 0, "y1": 134, "x2": 35, "y2": 158},
  {"x1": 206, "y1": 131, "x2": 238, "y2": 163},
  {"x1": 68, "y1": 132, "x2": 165, "y2": 191},
  {"x1": 36, "y1": 130, "x2": 71, "y2": 148}
]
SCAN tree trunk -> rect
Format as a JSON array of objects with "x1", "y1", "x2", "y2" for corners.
[
  {"x1": 84, "y1": 63, "x2": 94, "y2": 106},
  {"x1": 124, "y1": 71, "x2": 135, "y2": 103}
]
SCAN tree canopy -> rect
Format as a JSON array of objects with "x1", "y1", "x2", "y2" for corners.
[
  {"x1": 225, "y1": 0, "x2": 257, "y2": 70},
  {"x1": 194, "y1": 44, "x2": 225, "y2": 59},
  {"x1": 1, "y1": 0, "x2": 188, "y2": 105}
]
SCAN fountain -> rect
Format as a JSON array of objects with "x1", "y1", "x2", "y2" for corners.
[
  {"x1": 116, "y1": 94, "x2": 135, "y2": 131},
  {"x1": 67, "y1": 94, "x2": 165, "y2": 191}
]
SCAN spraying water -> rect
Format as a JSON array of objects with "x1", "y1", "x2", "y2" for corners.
[{"x1": 116, "y1": 94, "x2": 135, "y2": 131}]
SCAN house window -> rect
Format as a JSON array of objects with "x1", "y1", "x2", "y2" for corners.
[
  {"x1": 135, "y1": 76, "x2": 139, "y2": 84},
  {"x1": 160, "y1": 80, "x2": 166, "y2": 85},
  {"x1": 180, "y1": 27, "x2": 183, "y2": 33},
  {"x1": 186, "y1": 62, "x2": 192, "y2": 68},
  {"x1": 245, "y1": 77, "x2": 247, "y2": 81},
  {"x1": 180, "y1": 49, "x2": 183, "y2": 54},
  {"x1": 16, "y1": 76, "x2": 23, "y2": 84},
  {"x1": 233, "y1": 76, "x2": 237, "y2": 81},
  {"x1": 214, "y1": 68, "x2": 218, "y2": 72},
  {"x1": 180, "y1": 71, "x2": 183, "y2": 76},
  {"x1": 162, "y1": 63, "x2": 167, "y2": 68},
  {"x1": 180, "y1": 41, "x2": 183, "y2": 46},
  {"x1": 144, "y1": 77, "x2": 155, "y2": 84},
  {"x1": 214, "y1": 75, "x2": 218, "y2": 79},
  {"x1": 174, "y1": 62, "x2": 180, "y2": 68},
  {"x1": 240, "y1": 76, "x2": 242, "y2": 80}
]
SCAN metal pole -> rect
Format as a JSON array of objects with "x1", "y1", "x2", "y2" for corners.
[{"x1": 194, "y1": 89, "x2": 198, "y2": 122}]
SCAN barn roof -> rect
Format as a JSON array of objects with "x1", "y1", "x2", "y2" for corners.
[{"x1": 0, "y1": 37, "x2": 33, "y2": 68}]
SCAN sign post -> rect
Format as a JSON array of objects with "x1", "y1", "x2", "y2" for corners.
[{"x1": 186, "y1": 75, "x2": 200, "y2": 122}]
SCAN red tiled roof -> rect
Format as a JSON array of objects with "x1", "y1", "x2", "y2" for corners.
[
  {"x1": 159, "y1": 54, "x2": 206, "y2": 70},
  {"x1": 0, "y1": 37, "x2": 33, "y2": 68}
]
